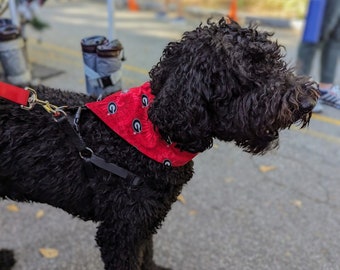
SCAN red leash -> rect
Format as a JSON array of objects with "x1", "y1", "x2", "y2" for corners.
[
  {"x1": 0, "y1": 81, "x2": 30, "y2": 106},
  {"x1": 0, "y1": 81, "x2": 65, "y2": 114}
]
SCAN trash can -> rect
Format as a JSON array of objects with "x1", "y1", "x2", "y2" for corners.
[
  {"x1": 96, "y1": 39, "x2": 123, "y2": 96},
  {"x1": 0, "y1": 18, "x2": 31, "y2": 85},
  {"x1": 81, "y1": 35, "x2": 124, "y2": 99},
  {"x1": 81, "y1": 35, "x2": 107, "y2": 98}
]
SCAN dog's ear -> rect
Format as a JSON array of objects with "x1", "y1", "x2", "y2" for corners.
[{"x1": 148, "y1": 74, "x2": 214, "y2": 153}]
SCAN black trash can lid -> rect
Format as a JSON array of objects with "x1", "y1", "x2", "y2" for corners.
[
  {"x1": 0, "y1": 26, "x2": 20, "y2": 41},
  {"x1": 96, "y1": 39, "x2": 123, "y2": 58},
  {"x1": 0, "y1": 18, "x2": 20, "y2": 41},
  {"x1": 81, "y1": 36, "x2": 107, "y2": 53}
]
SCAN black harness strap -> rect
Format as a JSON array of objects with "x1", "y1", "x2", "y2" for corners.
[
  {"x1": 55, "y1": 108, "x2": 142, "y2": 186},
  {"x1": 80, "y1": 149, "x2": 141, "y2": 185},
  {"x1": 56, "y1": 113, "x2": 87, "y2": 152}
]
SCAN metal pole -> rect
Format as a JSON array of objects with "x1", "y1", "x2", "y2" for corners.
[
  {"x1": 107, "y1": 0, "x2": 115, "y2": 40},
  {"x1": 9, "y1": 0, "x2": 19, "y2": 27}
]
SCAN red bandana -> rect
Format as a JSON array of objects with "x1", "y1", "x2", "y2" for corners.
[{"x1": 86, "y1": 82, "x2": 197, "y2": 167}]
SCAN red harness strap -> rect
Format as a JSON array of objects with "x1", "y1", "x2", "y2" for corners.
[{"x1": 0, "y1": 81, "x2": 30, "y2": 106}]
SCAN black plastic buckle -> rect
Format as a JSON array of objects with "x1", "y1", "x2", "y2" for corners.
[{"x1": 98, "y1": 76, "x2": 113, "y2": 88}]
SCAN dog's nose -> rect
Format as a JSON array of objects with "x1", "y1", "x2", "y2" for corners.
[{"x1": 301, "y1": 96, "x2": 317, "y2": 113}]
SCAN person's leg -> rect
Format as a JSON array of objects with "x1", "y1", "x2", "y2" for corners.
[
  {"x1": 320, "y1": 42, "x2": 339, "y2": 86},
  {"x1": 310, "y1": 0, "x2": 340, "y2": 110},
  {"x1": 319, "y1": 0, "x2": 340, "y2": 84},
  {"x1": 296, "y1": 42, "x2": 319, "y2": 76},
  {"x1": 318, "y1": 22, "x2": 340, "y2": 109}
]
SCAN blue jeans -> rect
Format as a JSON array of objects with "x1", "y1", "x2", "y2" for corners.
[{"x1": 297, "y1": 0, "x2": 340, "y2": 83}]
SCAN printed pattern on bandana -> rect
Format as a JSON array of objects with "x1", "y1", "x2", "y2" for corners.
[{"x1": 86, "y1": 82, "x2": 197, "y2": 167}]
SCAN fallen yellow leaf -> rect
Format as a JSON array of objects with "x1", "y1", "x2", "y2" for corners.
[
  {"x1": 39, "y1": 248, "x2": 59, "y2": 259},
  {"x1": 285, "y1": 251, "x2": 292, "y2": 257},
  {"x1": 291, "y1": 200, "x2": 302, "y2": 208},
  {"x1": 36, "y1": 210, "x2": 45, "y2": 219},
  {"x1": 189, "y1": 210, "x2": 197, "y2": 216},
  {"x1": 6, "y1": 204, "x2": 19, "y2": 212},
  {"x1": 224, "y1": 177, "x2": 235, "y2": 184},
  {"x1": 259, "y1": 165, "x2": 277, "y2": 173},
  {"x1": 177, "y1": 194, "x2": 186, "y2": 204}
]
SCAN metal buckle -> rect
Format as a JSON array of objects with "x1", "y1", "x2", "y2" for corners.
[
  {"x1": 79, "y1": 147, "x2": 93, "y2": 160},
  {"x1": 21, "y1": 87, "x2": 67, "y2": 117}
]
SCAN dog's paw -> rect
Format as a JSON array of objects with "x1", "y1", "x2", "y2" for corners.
[{"x1": 0, "y1": 249, "x2": 16, "y2": 270}]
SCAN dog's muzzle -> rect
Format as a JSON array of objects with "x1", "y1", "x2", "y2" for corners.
[{"x1": 301, "y1": 96, "x2": 318, "y2": 114}]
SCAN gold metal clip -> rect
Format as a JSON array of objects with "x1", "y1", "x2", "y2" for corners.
[{"x1": 21, "y1": 87, "x2": 67, "y2": 116}]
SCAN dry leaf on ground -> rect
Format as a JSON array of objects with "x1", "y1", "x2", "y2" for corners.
[
  {"x1": 177, "y1": 194, "x2": 186, "y2": 204},
  {"x1": 39, "y1": 248, "x2": 59, "y2": 259},
  {"x1": 36, "y1": 210, "x2": 45, "y2": 219},
  {"x1": 224, "y1": 177, "x2": 235, "y2": 184},
  {"x1": 291, "y1": 200, "x2": 302, "y2": 208},
  {"x1": 6, "y1": 204, "x2": 19, "y2": 212},
  {"x1": 189, "y1": 210, "x2": 197, "y2": 216},
  {"x1": 259, "y1": 165, "x2": 277, "y2": 173}
]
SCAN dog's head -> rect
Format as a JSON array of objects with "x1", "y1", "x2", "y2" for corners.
[{"x1": 148, "y1": 18, "x2": 319, "y2": 155}]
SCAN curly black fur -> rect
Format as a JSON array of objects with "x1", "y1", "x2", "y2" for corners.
[
  {"x1": 0, "y1": 249, "x2": 15, "y2": 270},
  {"x1": 0, "y1": 19, "x2": 318, "y2": 270}
]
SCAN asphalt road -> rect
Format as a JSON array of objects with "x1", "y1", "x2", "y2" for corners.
[{"x1": 1, "y1": 1, "x2": 340, "y2": 270}]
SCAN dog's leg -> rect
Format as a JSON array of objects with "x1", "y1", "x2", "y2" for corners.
[
  {"x1": 96, "y1": 221, "x2": 145, "y2": 270},
  {"x1": 141, "y1": 237, "x2": 172, "y2": 270},
  {"x1": 0, "y1": 249, "x2": 16, "y2": 270},
  {"x1": 96, "y1": 221, "x2": 172, "y2": 270}
]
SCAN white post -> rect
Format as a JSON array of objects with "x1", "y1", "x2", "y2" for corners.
[
  {"x1": 9, "y1": 0, "x2": 19, "y2": 27},
  {"x1": 107, "y1": 0, "x2": 115, "y2": 40}
]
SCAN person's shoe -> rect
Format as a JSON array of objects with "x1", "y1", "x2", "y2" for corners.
[
  {"x1": 312, "y1": 100, "x2": 323, "y2": 113},
  {"x1": 319, "y1": 85, "x2": 340, "y2": 109}
]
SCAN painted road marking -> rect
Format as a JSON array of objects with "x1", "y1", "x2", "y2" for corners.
[{"x1": 312, "y1": 114, "x2": 340, "y2": 126}]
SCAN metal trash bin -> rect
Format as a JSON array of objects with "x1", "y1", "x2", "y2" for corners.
[
  {"x1": 81, "y1": 35, "x2": 124, "y2": 99},
  {"x1": 96, "y1": 39, "x2": 123, "y2": 96},
  {"x1": 0, "y1": 18, "x2": 31, "y2": 85},
  {"x1": 81, "y1": 35, "x2": 107, "y2": 98}
]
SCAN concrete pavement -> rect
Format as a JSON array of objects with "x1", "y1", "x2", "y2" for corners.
[{"x1": 1, "y1": 1, "x2": 340, "y2": 270}]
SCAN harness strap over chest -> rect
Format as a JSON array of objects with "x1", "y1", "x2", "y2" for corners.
[{"x1": 56, "y1": 109, "x2": 142, "y2": 186}]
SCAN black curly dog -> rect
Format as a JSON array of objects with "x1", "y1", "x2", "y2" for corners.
[{"x1": 0, "y1": 19, "x2": 318, "y2": 270}]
